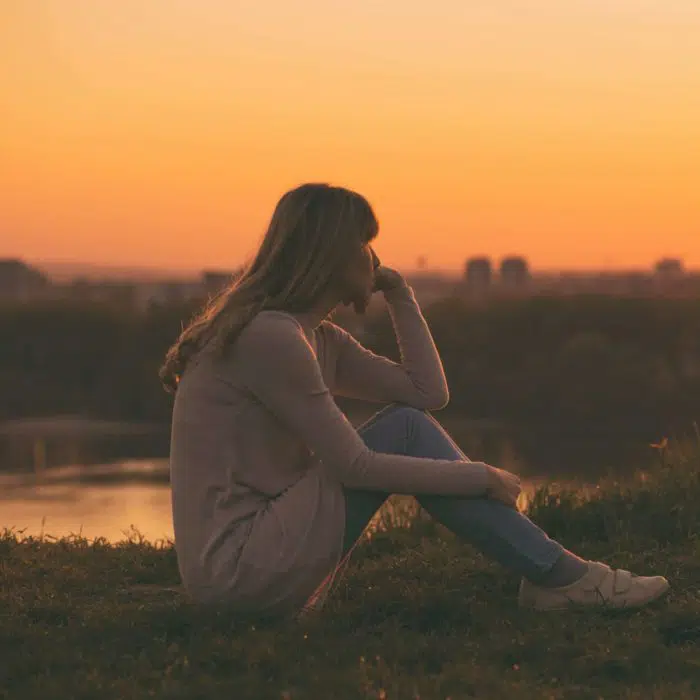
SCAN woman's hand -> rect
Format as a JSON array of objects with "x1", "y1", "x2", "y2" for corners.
[
  {"x1": 484, "y1": 465, "x2": 522, "y2": 509},
  {"x1": 373, "y1": 265, "x2": 407, "y2": 293}
]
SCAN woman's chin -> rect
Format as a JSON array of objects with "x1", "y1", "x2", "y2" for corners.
[
  {"x1": 352, "y1": 299, "x2": 367, "y2": 315},
  {"x1": 351, "y1": 293, "x2": 373, "y2": 315},
  {"x1": 340, "y1": 293, "x2": 370, "y2": 315}
]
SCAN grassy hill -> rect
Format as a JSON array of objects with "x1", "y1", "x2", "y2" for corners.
[{"x1": 2, "y1": 439, "x2": 700, "y2": 699}]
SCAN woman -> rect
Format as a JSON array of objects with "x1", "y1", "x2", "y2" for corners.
[{"x1": 161, "y1": 183, "x2": 669, "y2": 617}]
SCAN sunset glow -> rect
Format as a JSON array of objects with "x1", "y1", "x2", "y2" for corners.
[{"x1": 2, "y1": 1, "x2": 699, "y2": 272}]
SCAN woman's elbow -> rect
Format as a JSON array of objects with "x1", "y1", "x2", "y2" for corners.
[{"x1": 416, "y1": 386, "x2": 450, "y2": 411}]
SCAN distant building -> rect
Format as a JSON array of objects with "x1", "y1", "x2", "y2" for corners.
[
  {"x1": 500, "y1": 256, "x2": 530, "y2": 289},
  {"x1": 0, "y1": 259, "x2": 50, "y2": 302},
  {"x1": 654, "y1": 258, "x2": 684, "y2": 278},
  {"x1": 464, "y1": 257, "x2": 492, "y2": 291}
]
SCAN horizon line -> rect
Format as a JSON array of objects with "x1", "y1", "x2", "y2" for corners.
[{"x1": 12, "y1": 256, "x2": 697, "y2": 281}]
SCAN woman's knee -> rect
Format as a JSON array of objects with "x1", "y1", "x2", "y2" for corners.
[
  {"x1": 389, "y1": 404, "x2": 469, "y2": 461},
  {"x1": 361, "y1": 403, "x2": 466, "y2": 461},
  {"x1": 378, "y1": 404, "x2": 429, "y2": 423},
  {"x1": 358, "y1": 403, "x2": 424, "y2": 431},
  {"x1": 375, "y1": 404, "x2": 437, "y2": 441}
]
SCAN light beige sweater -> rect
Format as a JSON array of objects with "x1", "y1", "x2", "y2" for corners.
[{"x1": 169, "y1": 285, "x2": 490, "y2": 614}]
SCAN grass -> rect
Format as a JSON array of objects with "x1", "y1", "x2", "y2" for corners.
[{"x1": 2, "y1": 441, "x2": 700, "y2": 699}]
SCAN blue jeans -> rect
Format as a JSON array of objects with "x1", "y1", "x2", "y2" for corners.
[{"x1": 343, "y1": 405, "x2": 565, "y2": 582}]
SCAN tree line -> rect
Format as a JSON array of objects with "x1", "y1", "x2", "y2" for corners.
[
  {"x1": 2, "y1": 295, "x2": 699, "y2": 471},
  {"x1": 366, "y1": 294, "x2": 700, "y2": 469}
]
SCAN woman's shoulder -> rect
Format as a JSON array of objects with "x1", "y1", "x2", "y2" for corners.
[
  {"x1": 237, "y1": 310, "x2": 305, "y2": 351},
  {"x1": 249, "y1": 309, "x2": 303, "y2": 331}
]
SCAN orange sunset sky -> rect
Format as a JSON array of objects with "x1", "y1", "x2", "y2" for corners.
[{"x1": 1, "y1": 1, "x2": 699, "y2": 273}]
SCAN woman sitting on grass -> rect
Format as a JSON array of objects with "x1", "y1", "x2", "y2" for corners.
[{"x1": 160, "y1": 183, "x2": 669, "y2": 617}]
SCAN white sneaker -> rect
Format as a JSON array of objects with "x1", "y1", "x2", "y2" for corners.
[{"x1": 518, "y1": 561, "x2": 670, "y2": 611}]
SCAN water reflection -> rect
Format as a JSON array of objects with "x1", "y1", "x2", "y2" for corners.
[
  {"x1": 1, "y1": 460, "x2": 173, "y2": 544},
  {"x1": 0, "y1": 459, "x2": 560, "y2": 544}
]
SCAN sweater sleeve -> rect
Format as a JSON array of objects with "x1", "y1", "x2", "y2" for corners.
[
  {"x1": 233, "y1": 311, "x2": 489, "y2": 496},
  {"x1": 328, "y1": 284, "x2": 449, "y2": 409}
]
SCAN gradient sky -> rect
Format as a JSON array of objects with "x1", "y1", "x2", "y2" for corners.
[{"x1": 1, "y1": 1, "x2": 699, "y2": 272}]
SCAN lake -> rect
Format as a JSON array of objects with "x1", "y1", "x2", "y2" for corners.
[
  {"x1": 1, "y1": 458, "x2": 571, "y2": 544},
  {"x1": 1, "y1": 460, "x2": 174, "y2": 544}
]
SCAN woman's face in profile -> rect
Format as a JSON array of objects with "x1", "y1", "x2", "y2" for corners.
[{"x1": 340, "y1": 242, "x2": 379, "y2": 314}]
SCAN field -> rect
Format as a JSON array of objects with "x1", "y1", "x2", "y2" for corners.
[{"x1": 3, "y1": 441, "x2": 700, "y2": 699}]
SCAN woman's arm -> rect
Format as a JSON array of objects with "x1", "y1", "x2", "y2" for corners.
[
  {"x1": 327, "y1": 283, "x2": 449, "y2": 409},
  {"x1": 233, "y1": 311, "x2": 487, "y2": 496}
]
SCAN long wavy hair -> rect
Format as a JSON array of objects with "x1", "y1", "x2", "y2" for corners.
[{"x1": 159, "y1": 183, "x2": 379, "y2": 393}]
